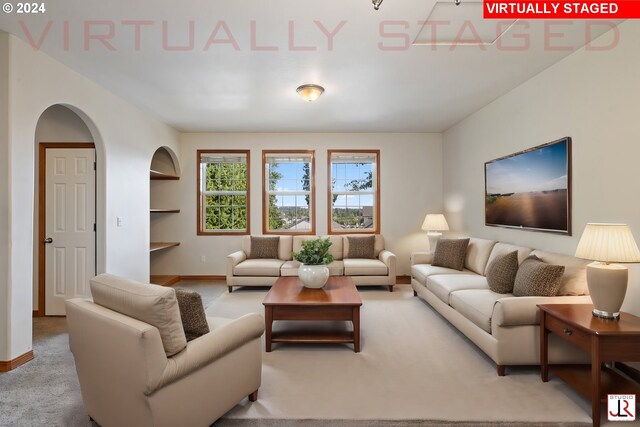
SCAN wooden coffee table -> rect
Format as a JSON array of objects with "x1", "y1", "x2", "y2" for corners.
[{"x1": 262, "y1": 276, "x2": 363, "y2": 352}]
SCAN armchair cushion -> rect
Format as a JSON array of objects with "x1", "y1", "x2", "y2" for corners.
[
  {"x1": 175, "y1": 289, "x2": 209, "y2": 342},
  {"x1": 90, "y1": 273, "x2": 187, "y2": 357}
]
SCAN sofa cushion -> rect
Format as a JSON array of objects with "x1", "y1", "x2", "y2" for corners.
[
  {"x1": 530, "y1": 250, "x2": 589, "y2": 296},
  {"x1": 343, "y1": 234, "x2": 385, "y2": 258},
  {"x1": 485, "y1": 243, "x2": 532, "y2": 273},
  {"x1": 292, "y1": 235, "x2": 316, "y2": 253},
  {"x1": 427, "y1": 274, "x2": 489, "y2": 305},
  {"x1": 485, "y1": 251, "x2": 519, "y2": 294},
  {"x1": 233, "y1": 259, "x2": 284, "y2": 276},
  {"x1": 513, "y1": 255, "x2": 565, "y2": 297},
  {"x1": 90, "y1": 274, "x2": 187, "y2": 357},
  {"x1": 248, "y1": 236, "x2": 280, "y2": 259},
  {"x1": 174, "y1": 289, "x2": 209, "y2": 342},
  {"x1": 343, "y1": 259, "x2": 388, "y2": 276},
  {"x1": 432, "y1": 238, "x2": 470, "y2": 271},
  {"x1": 465, "y1": 238, "x2": 497, "y2": 275},
  {"x1": 242, "y1": 235, "x2": 293, "y2": 260},
  {"x1": 449, "y1": 289, "x2": 503, "y2": 334},
  {"x1": 411, "y1": 264, "x2": 474, "y2": 285},
  {"x1": 323, "y1": 235, "x2": 344, "y2": 261},
  {"x1": 281, "y1": 260, "x2": 344, "y2": 276},
  {"x1": 346, "y1": 236, "x2": 376, "y2": 259}
]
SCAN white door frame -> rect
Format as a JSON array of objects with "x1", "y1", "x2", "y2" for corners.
[{"x1": 37, "y1": 142, "x2": 96, "y2": 317}]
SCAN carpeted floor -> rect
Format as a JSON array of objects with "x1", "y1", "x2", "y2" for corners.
[{"x1": 0, "y1": 282, "x2": 603, "y2": 426}]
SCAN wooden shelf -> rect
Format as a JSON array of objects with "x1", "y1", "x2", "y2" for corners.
[
  {"x1": 150, "y1": 208, "x2": 180, "y2": 213},
  {"x1": 550, "y1": 365, "x2": 640, "y2": 402},
  {"x1": 271, "y1": 330, "x2": 354, "y2": 344},
  {"x1": 150, "y1": 242, "x2": 180, "y2": 252},
  {"x1": 150, "y1": 275, "x2": 180, "y2": 287},
  {"x1": 150, "y1": 169, "x2": 180, "y2": 180}
]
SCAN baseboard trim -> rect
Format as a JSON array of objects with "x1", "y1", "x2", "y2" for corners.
[
  {"x1": 179, "y1": 275, "x2": 226, "y2": 282},
  {"x1": 395, "y1": 275, "x2": 411, "y2": 284},
  {"x1": 0, "y1": 350, "x2": 34, "y2": 372}
]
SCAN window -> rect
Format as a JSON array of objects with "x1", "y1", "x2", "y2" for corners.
[
  {"x1": 328, "y1": 150, "x2": 380, "y2": 234},
  {"x1": 197, "y1": 150, "x2": 250, "y2": 235},
  {"x1": 262, "y1": 150, "x2": 315, "y2": 234}
]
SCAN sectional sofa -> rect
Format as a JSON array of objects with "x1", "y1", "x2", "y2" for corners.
[
  {"x1": 227, "y1": 234, "x2": 397, "y2": 292},
  {"x1": 411, "y1": 238, "x2": 592, "y2": 376}
]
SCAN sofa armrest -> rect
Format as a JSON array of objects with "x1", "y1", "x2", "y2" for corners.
[
  {"x1": 379, "y1": 250, "x2": 397, "y2": 282},
  {"x1": 152, "y1": 313, "x2": 265, "y2": 393},
  {"x1": 226, "y1": 251, "x2": 247, "y2": 284},
  {"x1": 411, "y1": 251, "x2": 433, "y2": 266},
  {"x1": 493, "y1": 295, "x2": 593, "y2": 328}
]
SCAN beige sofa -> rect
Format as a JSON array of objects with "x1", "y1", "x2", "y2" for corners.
[
  {"x1": 227, "y1": 234, "x2": 397, "y2": 292},
  {"x1": 66, "y1": 274, "x2": 265, "y2": 427},
  {"x1": 411, "y1": 238, "x2": 592, "y2": 376}
]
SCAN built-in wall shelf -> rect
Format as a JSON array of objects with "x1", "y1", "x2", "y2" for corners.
[
  {"x1": 150, "y1": 169, "x2": 180, "y2": 180},
  {"x1": 150, "y1": 275, "x2": 180, "y2": 287},
  {"x1": 150, "y1": 242, "x2": 180, "y2": 252},
  {"x1": 150, "y1": 208, "x2": 180, "y2": 213}
]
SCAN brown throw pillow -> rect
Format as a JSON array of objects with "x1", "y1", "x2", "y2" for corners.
[
  {"x1": 486, "y1": 251, "x2": 519, "y2": 294},
  {"x1": 513, "y1": 255, "x2": 565, "y2": 297},
  {"x1": 432, "y1": 238, "x2": 470, "y2": 271},
  {"x1": 249, "y1": 236, "x2": 280, "y2": 259},
  {"x1": 347, "y1": 236, "x2": 376, "y2": 259},
  {"x1": 175, "y1": 289, "x2": 210, "y2": 342}
]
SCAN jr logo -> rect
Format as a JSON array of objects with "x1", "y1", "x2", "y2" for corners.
[{"x1": 608, "y1": 394, "x2": 636, "y2": 422}]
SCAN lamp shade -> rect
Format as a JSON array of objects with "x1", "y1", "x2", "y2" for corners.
[
  {"x1": 421, "y1": 214, "x2": 450, "y2": 232},
  {"x1": 575, "y1": 223, "x2": 640, "y2": 263}
]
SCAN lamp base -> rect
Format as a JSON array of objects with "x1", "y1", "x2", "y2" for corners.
[
  {"x1": 586, "y1": 262, "x2": 628, "y2": 320},
  {"x1": 592, "y1": 308, "x2": 620, "y2": 319},
  {"x1": 427, "y1": 232, "x2": 443, "y2": 252}
]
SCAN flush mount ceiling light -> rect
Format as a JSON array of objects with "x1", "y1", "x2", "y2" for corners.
[{"x1": 296, "y1": 84, "x2": 324, "y2": 102}]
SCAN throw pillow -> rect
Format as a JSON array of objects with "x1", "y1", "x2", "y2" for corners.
[
  {"x1": 346, "y1": 236, "x2": 376, "y2": 259},
  {"x1": 249, "y1": 236, "x2": 280, "y2": 259},
  {"x1": 175, "y1": 289, "x2": 210, "y2": 342},
  {"x1": 513, "y1": 255, "x2": 565, "y2": 297},
  {"x1": 485, "y1": 251, "x2": 519, "y2": 294},
  {"x1": 432, "y1": 238, "x2": 470, "y2": 271}
]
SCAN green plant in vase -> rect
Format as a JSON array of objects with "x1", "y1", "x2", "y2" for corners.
[{"x1": 293, "y1": 238, "x2": 334, "y2": 288}]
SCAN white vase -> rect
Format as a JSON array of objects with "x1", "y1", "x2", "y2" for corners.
[{"x1": 298, "y1": 264, "x2": 330, "y2": 289}]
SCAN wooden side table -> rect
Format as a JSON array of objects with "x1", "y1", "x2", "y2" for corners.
[{"x1": 539, "y1": 304, "x2": 640, "y2": 427}]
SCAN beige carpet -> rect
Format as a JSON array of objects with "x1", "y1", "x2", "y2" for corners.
[{"x1": 208, "y1": 285, "x2": 593, "y2": 426}]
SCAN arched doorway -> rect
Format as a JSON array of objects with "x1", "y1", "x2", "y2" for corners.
[{"x1": 33, "y1": 105, "x2": 105, "y2": 316}]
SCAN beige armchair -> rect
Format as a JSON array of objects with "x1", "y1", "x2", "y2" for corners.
[{"x1": 66, "y1": 274, "x2": 264, "y2": 427}]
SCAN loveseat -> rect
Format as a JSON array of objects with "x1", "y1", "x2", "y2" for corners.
[
  {"x1": 411, "y1": 238, "x2": 592, "y2": 376},
  {"x1": 227, "y1": 234, "x2": 397, "y2": 292}
]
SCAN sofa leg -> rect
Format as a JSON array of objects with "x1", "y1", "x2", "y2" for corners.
[
  {"x1": 413, "y1": 290, "x2": 417, "y2": 297},
  {"x1": 497, "y1": 365, "x2": 506, "y2": 376},
  {"x1": 388, "y1": 285, "x2": 394, "y2": 292},
  {"x1": 248, "y1": 389, "x2": 258, "y2": 402},
  {"x1": 228, "y1": 286, "x2": 233, "y2": 293}
]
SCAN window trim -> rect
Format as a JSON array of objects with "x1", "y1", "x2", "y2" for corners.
[
  {"x1": 327, "y1": 149, "x2": 381, "y2": 235},
  {"x1": 196, "y1": 149, "x2": 251, "y2": 236},
  {"x1": 262, "y1": 149, "x2": 316, "y2": 235}
]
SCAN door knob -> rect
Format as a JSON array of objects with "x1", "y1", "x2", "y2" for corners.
[{"x1": 44, "y1": 238, "x2": 53, "y2": 244}]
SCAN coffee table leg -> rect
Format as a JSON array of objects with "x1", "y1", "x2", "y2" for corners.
[
  {"x1": 353, "y1": 306, "x2": 360, "y2": 353},
  {"x1": 265, "y1": 306, "x2": 273, "y2": 352}
]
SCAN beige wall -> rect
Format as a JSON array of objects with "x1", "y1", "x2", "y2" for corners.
[
  {"x1": 151, "y1": 133, "x2": 443, "y2": 277},
  {"x1": 1, "y1": 34, "x2": 180, "y2": 362},
  {"x1": 442, "y1": 21, "x2": 640, "y2": 315}
]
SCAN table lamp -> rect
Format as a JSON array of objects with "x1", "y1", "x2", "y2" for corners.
[
  {"x1": 422, "y1": 214, "x2": 449, "y2": 252},
  {"x1": 575, "y1": 223, "x2": 640, "y2": 319}
]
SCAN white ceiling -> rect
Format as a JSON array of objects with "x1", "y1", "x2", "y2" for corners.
[{"x1": 0, "y1": 1, "x2": 620, "y2": 132}]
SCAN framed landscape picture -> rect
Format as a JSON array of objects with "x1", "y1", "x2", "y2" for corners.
[{"x1": 484, "y1": 137, "x2": 572, "y2": 235}]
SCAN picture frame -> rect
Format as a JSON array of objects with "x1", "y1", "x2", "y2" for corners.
[{"x1": 484, "y1": 137, "x2": 572, "y2": 235}]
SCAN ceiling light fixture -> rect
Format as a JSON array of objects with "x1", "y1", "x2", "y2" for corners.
[
  {"x1": 372, "y1": 0, "x2": 383, "y2": 10},
  {"x1": 296, "y1": 84, "x2": 324, "y2": 102}
]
